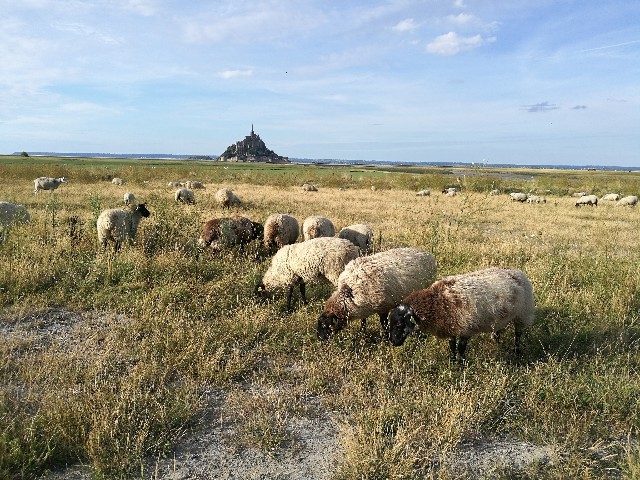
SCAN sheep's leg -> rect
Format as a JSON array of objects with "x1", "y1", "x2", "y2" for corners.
[
  {"x1": 299, "y1": 281, "x2": 307, "y2": 304},
  {"x1": 449, "y1": 337, "x2": 458, "y2": 364},
  {"x1": 492, "y1": 329, "x2": 503, "y2": 343},
  {"x1": 285, "y1": 285, "x2": 295, "y2": 312},
  {"x1": 457, "y1": 336, "x2": 470, "y2": 366},
  {"x1": 360, "y1": 318, "x2": 367, "y2": 330},
  {"x1": 514, "y1": 325, "x2": 523, "y2": 356}
]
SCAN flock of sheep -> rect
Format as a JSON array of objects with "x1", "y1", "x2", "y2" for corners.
[{"x1": 2, "y1": 174, "x2": 638, "y2": 365}]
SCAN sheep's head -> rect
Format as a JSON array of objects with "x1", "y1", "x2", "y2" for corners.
[
  {"x1": 254, "y1": 282, "x2": 273, "y2": 303},
  {"x1": 136, "y1": 203, "x2": 151, "y2": 218},
  {"x1": 251, "y1": 221, "x2": 264, "y2": 240},
  {"x1": 317, "y1": 313, "x2": 347, "y2": 341},
  {"x1": 59, "y1": 177, "x2": 69, "y2": 183},
  {"x1": 388, "y1": 304, "x2": 417, "y2": 346}
]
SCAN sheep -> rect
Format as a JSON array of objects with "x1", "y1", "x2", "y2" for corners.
[
  {"x1": 215, "y1": 188, "x2": 241, "y2": 208},
  {"x1": 263, "y1": 214, "x2": 299, "y2": 254},
  {"x1": 338, "y1": 223, "x2": 373, "y2": 254},
  {"x1": 0, "y1": 202, "x2": 30, "y2": 229},
  {"x1": 572, "y1": 192, "x2": 587, "y2": 197},
  {"x1": 616, "y1": 195, "x2": 638, "y2": 207},
  {"x1": 387, "y1": 267, "x2": 535, "y2": 365},
  {"x1": 526, "y1": 195, "x2": 546, "y2": 204},
  {"x1": 510, "y1": 192, "x2": 527, "y2": 202},
  {"x1": 168, "y1": 181, "x2": 184, "y2": 188},
  {"x1": 302, "y1": 215, "x2": 335, "y2": 241},
  {"x1": 602, "y1": 193, "x2": 621, "y2": 202},
  {"x1": 197, "y1": 216, "x2": 263, "y2": 252},
  {"x1": 416, "y1": 189, "x2": 431, "y2": 196},
  {"x1": 123, "y1": 192, "x2": 136, "y2": 205},
  {"x1": 175, "y1": 188, "x2": 196, "y2": 204},
  {"x1": 185, "y1": 180, "x2": 205, "y2": 189},
  {"x1": 34, "y1": 176, "x2": 68, "y2": 194},
  {"x1": 317, "y1": 247, "x2": 437, "y2": 340},
  {"x1": 256, "y1": 237, "x2": 360, "y2": 311},
  {"x1": 442, "y1": 187, "x2": 458, "y2": 195},
  {"x1": 302, "y1": 183, "x2": 318, "y2": 192},
  {"x1": 111, "y1": 177, "x2": 125, "y2": 186},
  {"x1": 96, "y1": 203, "x2": 151, "y2": 252},
  {"x1": 575, "y1": 194, "x2": 598, "y2": 207}
]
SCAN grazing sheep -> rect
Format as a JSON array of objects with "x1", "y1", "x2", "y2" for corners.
[
  {"x1": 111, "y1": 177, "x2": 125, "y2": 186},
  {"x1": 96, "y1": 203, "x2": 151, "y2": 252},
  {"x1": 442, "y1": 187, "x2": 458, "y2": 195},
  {"x1": 575, "y1": 194, "x2": 598, "y2": 207},
  {"x1": 197, "y1": 216, "x2": 263, "y2": 252},
  {"x1": 602, "y1": 193, "x2": 621, "y2": 202},
  {"x1": 34, "y1": 177, "x2": 68, "y2": 194},
  {"x1": 168, "y1": 181, "x2": 184, "y2": 188},
  {"x1": 174, "y1": 188, "x2": 196, "y2": 204},
  {"x1": 616, "y1": 195, "x2": 638, "y2": 207},
  {"x1": 317, "y1": 247, "x2": 437, "y2": 340},
  {"x1": 388, "y1": 267, "x2": 535, "y2": 365},
  {"x1": 215, "y1": 188, "x2": 241, "y2": 208},
  {"x1": 416, "y1": 189, "x2": 431, "y2": 196},
  {"x1": 338, "y1": 223, "x2": 373, "y2": 254},
  {"x1": 526, "y1": 195, "x2": 546, "y2": 203},
  {"x1": 573, "y1": 192, "x2": 587, "y2": 197},
  {"x1": 302, "y1": 183, "x2": 318, "y2": 192},
  {"x1": 185, "y1": 180, "x2": 205, "y2": 189},
  {"x1": 0, "y1": 202, "x2": 30, "y2": 229},
  {"x1": 510, "y1": 192, "x2": 527, "y2": 202},
  {"x1": 302, "y1": 215, "x2": 335, "y2": 241},
  {"x1": 256, "y1": 237, "x2": 360, "y2": 311},
  {"x1": 123, "y1": 192, "x2": 136, "y2": 205},
  {"x1": 263, "y1": 214, "x2": 299, "y2": 254}
]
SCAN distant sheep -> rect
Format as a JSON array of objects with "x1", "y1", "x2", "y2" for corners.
[
  {"x1": 388, "y1": 267, "x2": 535, "y2": 365},
  {"x1": 416, "y1": 189, "x2": 431, "y2": 196},
  {"x1": 527, "y1": 195, "x2": 546, "y2": 203},
  {"x1": 111, "y1": 177, "x2": 125, "y2": 186},
  {"x1": 616, "y1": 195, "x2": 638, "y2": 207},
  {"x1": 96, "y1": 203, "x2": 151, "y2": 252},
  {"x1": 573, "y1": 192, "x2": 587, "y2": 197},
  {"x1": 575, "y1": 195, "x2": 598, "y2": 207},
  {"x1": 123, "y1": 192, "x2": 136, "y2": 205},
  {"x1": 174, "y1": 188, "x2": 196, "y2": 204},
  {"x1": 34, "y1": 176, "x2": 68, "y2": 194},
  {"x1": 185, "y1": 180, "x2": 205, "y2": 189},
  {"x1": 215, "y1": 188, "x2": 241, "y2": 208},
  {"x1": 302, "y1": 215, "x2": 335, "y2": 241},
  {"x1": 338, "y1": 223, "x2": 373, "y2": 254},
  {"x1": 263, "y1": 214, "x2": 299, "y2": 254},
  {"x1": 442, "y1": 187, "x2": 458, "y2": 196},
  {"x1": 317, "y1": 247, "x2": 437, "y2": 340},
  {"x1": 510, "y1": 192, "x2": 527, "y2": 202},
  {"x1": 302, "y1": 183, "x2": 318, "y2": 192},
  {"x1": 601, "y1": 193, "x2": 621, "y2": 202},
  {"x1": 256, "y1": 237, "x2": 360, "y2": 311},
  {"x1": 0, "y1": 202, "x2": 30, "y2": 229},
  {"x1": 197, "y1": 216, "x2": 263, "y2": 252},
  {"x1": 168, "y1": 181, "x2": 184, "y2": 188}
]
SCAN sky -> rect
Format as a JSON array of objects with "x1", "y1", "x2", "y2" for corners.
[{"x1": 1, "y1": 1, "x2": 639, "y2": 167}]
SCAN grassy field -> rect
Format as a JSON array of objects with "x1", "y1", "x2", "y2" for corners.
[{"x1": 1, "y1": 155, "x2": 639, "y2": 479}]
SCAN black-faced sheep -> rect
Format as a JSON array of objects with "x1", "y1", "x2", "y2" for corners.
[
  {"x1": 616, "y1": 195, "x2": 638, "y2": 207},
  {"x1": 338, "y1": 223, "x2": 373, "y2": 254},
  {"x1": 302, "y1": 183, "x2": 318, "y2": 192},
  {"x1": 602, "y1": 193, "x2": 621, "y2": 202},
  {"x1": 256, "y1": 237, "x2": 360, "y2": 311},
  {"x1": 302, "y1": 215, "x2": 335, "y2": 241},
  {"x1": 175, "y1": 188, "x2": 196, "y2": 204},
  {"x1": 215, "y1": 188, "x2": 241, "y2": 208},
  {"x1": 263, "y1": 214, "x2": 299, "y2": 254},
  {"x1": 575, "y1": 195, "x2": 598, "y2": 207},
  {"x1": 168, "y1": 181, "x2": 184, "y2": 188},
  {"x1": 97, "y1": 203, "x2": 151, "y2": 252},
  {"x1": 388, "y1": 267, "x2": 535, "y2": 365},
  {"x1": 317, "y1": 247, "x2": 437, "y2": 340},
  {"x1": 34, "y1": 177, "x2": 68, "y2": 194},
  {"x1": 197, "y1": 216, "x2": 263, "y2": 252},
  {"x1": 185, "y1": 180, "x2": 205, "y2": 189}
]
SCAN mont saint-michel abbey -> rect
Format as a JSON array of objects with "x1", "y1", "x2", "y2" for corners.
[{"x1": 218, "y1": 125, "x2": 290, "y2": 163}]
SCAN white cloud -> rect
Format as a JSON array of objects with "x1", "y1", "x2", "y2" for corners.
[
  {"x1": 426, "y1": 32, "x2": 494, "y2": 55},
  {"x1": 453, "y1": 0, "x2": 466, "y2": 8},
  {"x1": 447, "y1": 13, "x2": 474, "y2": 25},
  {"x1": 217, "y1": 69, "x2": 254, "y2": 79},
  {"x1": 392, "y1": 18, "x2": 418, "y2": 33}
]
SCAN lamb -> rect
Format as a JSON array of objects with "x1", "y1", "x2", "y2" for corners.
[
  {"x1": 197, "y1": 216, "x2": 263, "y2": 252},
  {"x1": 510, "y1": 192, "x2": 527, "y2": 202},
  {"x1": 302, "y1": 215, "x2": 335, "y2": 241},
  {"x1": 0, "y1": 202, "x2": 30, "y2": 229},
  {"x1": 34, "y1": 176, "x2": 68, "y2": 194},
  {"x1": 256, "y1": 237, "x2": 360, "y2": 311},
  {"x1": 96, "y1": 203, "x2": 151, "y2": 251},
  {"x1": 387, "y1": 267, "x2": 535, "y2": 365},
  {"x1": 123, "y1": 192, "x2": 136, "y2": 205},
  {"x1": 416, "y1": 189, "x2": 431, "y2": 196},
  {"x1": 602, "y1": 193, "x2": 621, "y2": 202},
  {"x1": 317, "y1": 247, "x2": 437, "y2": 340},
  {"x1": 338, "y1": 223, "x2": 373, "y2": 254},
  {"x1": 575, "y1": 194, "x2": 598, "y2": 207},
  {"x1": 111, "y1": 177, "x2": 125, "y2": 186},
  {"x1": 215, "y1": 188, "x2": 241, "y2": 208},
  {"x1": 302, "y1": 183, "x2": 318, "y2": 192},
  {"x1": 185, "y1": 180, "x2": 205, "y2": 189},
  {"x1": 615, "y1": 195, "x2": 638, "y2": 207},
  {"x1": 175, "y1": 188, "x2": 196, "y2": 204},
  {"x1": 263, "y1": 214, "x2": 299, "y2": 254}
]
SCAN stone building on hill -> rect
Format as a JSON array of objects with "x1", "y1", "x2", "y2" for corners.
[{"x1": 219, "y1": 125, "x2": 289, "y2": 163}]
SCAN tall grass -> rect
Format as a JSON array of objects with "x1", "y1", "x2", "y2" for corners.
[{"x1": 1, "y1": 156, "x2": 639, "y2": 478}]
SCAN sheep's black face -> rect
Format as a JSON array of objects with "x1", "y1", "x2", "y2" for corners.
[
  {"x1": 254, "y1": 283, "x2": 272, "y2": 302},
  {"x1": 137, "y1": 204, "x2": 151, "y2": 218},
  {"x1": 317, "y1": 313, "x2": 345, "y2": 341},
  {"x1": 251, "y1": 222, "x2": 264, "y2": 240},
  {"x1": 388, "y1": 304, "x2": 416, "y2": 346}
]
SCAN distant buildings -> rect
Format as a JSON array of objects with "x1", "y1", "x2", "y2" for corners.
[{"x1": 219, "y1": 125, "x2": 289, "y2": 163}]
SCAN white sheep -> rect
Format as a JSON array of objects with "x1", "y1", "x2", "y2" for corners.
[
  {"x1": 317, "y1": 247, "x2": 437, "y2": 340},
  {"x1": 111, "y1": 177, "x2": 125, "y2": 186},
  {"x1": 302, "y1": 183, "x2": 318, "y2": 192},
  {"x1": 387, "y1": 267, "x2": 535, "y2": 365},
  {"x1": 123, "y1": 192, "x2": 136, "y2": 205},
  {"x1": 442, "y1": 187, "x2": 458, "y2": 195},
  {"x1": 256, "y1": 237, "x2": 360, "y2": 311},
  {"x1": 215, "y1": 188, "x2": 241, "y2": 208},
  {"x1": 616, "y1": 195, "x2": 638, "y2": 207},
  {"x1": 0, "y1": 202, "x2": 30, "y2": 230},
  {"x1": 416, "y1": 189, "x2": 431, "y2": 196},
  {"x1": 575, "y1": 194, "x2": 598, "y2": 207},
  {"x1": 175, "y1": 188, "x2": 196, "y2": 204},
  {"x1": 34, "y1": 177, "x2": 68, "y2": 194},
  {"x1": 96, "y1": 203, "x2": 151, "y2": 252},
  {"x1": 168, "y1": 181, "x2": 184, "y2": 188},
  {"x1": 302, "y1": 215, "x2": 335, "y2": 241},
  {"x1": 510, "y1": 192, "x2": 527, "y2": 202},
  {"x1": 602, "y1": 193, "x2": 621, "y2": 202},
  {"x1": 185, "y1": 180, "x2": 205, "y2": 189},
  {"x1": 263, "y1": 214, "x2": 299, "y2": 254},
  {"x1": 197, "y1": 216, "x2": 263, "y2": 252},
  {"x1": 526, "y1": 195, "x2": 546, "y2": 204},
  {"x1": 338, "y1": 223, "x2": 373, "y2": 254},
  {"x1": 572, "y1": 192, "x2": 587, "y2": 197}
]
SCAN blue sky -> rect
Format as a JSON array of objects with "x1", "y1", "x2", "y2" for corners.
[{"x1": 1, "y1": 0, "x2": 638, "y2": 166}]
